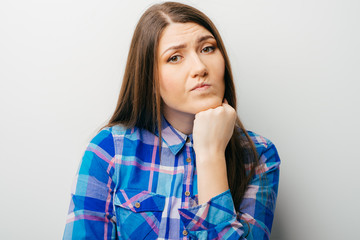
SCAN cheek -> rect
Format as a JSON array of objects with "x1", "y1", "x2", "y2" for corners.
[
  {"x1": 206, "y1": 52, "x2": 225, "y2": 80},
  {"x1": 216, "y1": 56, "x2": 226, "y2": 79},
  {"x1": 159, "y1": 69, "x2": 184, "y2": 101},
  {"x1": 218, "y1": 59, "x2": 226, "y2": 90},
  {"x1": 159, "y1": 69, "x2": 173, "y2": 94},
  {"x1": 210, "y1": 56, "x2": 225, "y2": 90}
]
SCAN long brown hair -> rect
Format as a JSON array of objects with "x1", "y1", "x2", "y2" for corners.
[{"x1": 106, "y1": 1, "x2": 259, "y2": 209}]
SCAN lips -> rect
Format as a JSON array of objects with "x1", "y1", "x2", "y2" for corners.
[{"x1": 191, "y1": 82, "x2": 210, "y2": 91}]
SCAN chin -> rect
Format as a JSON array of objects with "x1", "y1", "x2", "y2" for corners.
[{"x1": 192, "y1": 98, "x2": 223, "y2": 113}]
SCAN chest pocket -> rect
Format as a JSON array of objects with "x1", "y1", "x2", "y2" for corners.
[{"x1": 114, "y1": 189, "x2": 165, "y2": 239}]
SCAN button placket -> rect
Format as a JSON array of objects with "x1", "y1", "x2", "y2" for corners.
[{"x1": 182, "y1": 141, "x2": 195, "y2": 209}]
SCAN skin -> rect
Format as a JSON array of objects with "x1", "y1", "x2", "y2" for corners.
[{"x1": 157, "y1": 22, "x2": 237, "y2": 204}]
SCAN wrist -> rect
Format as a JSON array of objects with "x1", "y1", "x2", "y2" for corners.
[
  {"x1": 196, "y1": 162, "x2": 229, "y2": 204},
  {"x1": 195, "y1": 150, "x2": 225, "y2": 165}
]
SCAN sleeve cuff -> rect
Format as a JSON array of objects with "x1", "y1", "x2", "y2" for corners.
[{"x1": 178, "y1": 189, "x2": 238, "y2": 231}]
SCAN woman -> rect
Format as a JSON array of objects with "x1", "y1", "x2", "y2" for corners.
[{"x1": 64, "y1": 2, "x2": 280, "y2": 239}]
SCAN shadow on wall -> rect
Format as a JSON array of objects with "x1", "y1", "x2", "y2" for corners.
[{"x1": 270, "y1": 200, "x2": 286, "y2": 240}]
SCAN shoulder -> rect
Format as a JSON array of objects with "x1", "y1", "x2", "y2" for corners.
[
  {"x1": 89, "y1": 124, "x2": 151, "y2": 153},
  {"x1": 246, "y1": 130, "x2": 280, "y2": 165},
  {"x1": 93, "y1": 124, "x2": 141, "y2": 141},
  {"x1": 246, "y1": 131, "x2": 273, "y2": 153},
  {"x1": 87, "y1": 125, "x2": 137, "y2": 154}
]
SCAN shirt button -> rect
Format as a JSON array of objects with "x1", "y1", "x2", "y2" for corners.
[
  {"x1": 186, "y1": 158, "x2": 191, "y2": 163},
  {"x1": 183, "y1": 229, "x2": 188, "y2": 236},
  {"x1": 135, "y1": 202, "x2": 140, "y2": 208},
  {"x1": 185, "y1": 191, "x2": 190, "y2": 197}
]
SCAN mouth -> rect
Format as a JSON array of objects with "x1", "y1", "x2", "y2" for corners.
[{"x1": 191, "y1": 83, "x2": 211, "y2": 91}]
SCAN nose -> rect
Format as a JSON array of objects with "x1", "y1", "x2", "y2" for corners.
[{"x1": 190, "y1": 53, "x2": 208, "y2": 78}]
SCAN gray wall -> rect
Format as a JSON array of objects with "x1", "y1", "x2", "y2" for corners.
[{"x1": 1, "y1": 0, "x2": 359, "y2": 239}]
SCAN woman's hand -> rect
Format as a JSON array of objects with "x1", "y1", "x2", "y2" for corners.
[
  {"x1": 193, "y1": 99, "x2": 237, "y2": 160},
  {"x1": 192, "y1": 99, "x2": 237, "y2": 204}
]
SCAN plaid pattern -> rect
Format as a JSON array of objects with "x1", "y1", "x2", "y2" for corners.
[{"x1": 63, "y1": 118, "x2": 280, "y2": 239}]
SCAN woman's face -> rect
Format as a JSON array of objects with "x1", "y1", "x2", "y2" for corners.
[{"x1": 157, "y1": 22, "x2": 225, "y2": 119}]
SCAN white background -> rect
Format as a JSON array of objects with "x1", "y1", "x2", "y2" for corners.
[{"x1": 1, "y1": 0, "x2": 359, "y2": 239}]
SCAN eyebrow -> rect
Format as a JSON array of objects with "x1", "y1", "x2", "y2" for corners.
[{"x1": 161, "y1": 35, "x2": 215, "y2": 57}]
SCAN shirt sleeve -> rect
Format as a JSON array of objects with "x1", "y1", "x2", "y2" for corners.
[
  {"x1": 63, "y1": 129, "x2": 117, "y2": 240},
  {"x1": 178, "y1": 141, "x2": 280, "y2": 240}
]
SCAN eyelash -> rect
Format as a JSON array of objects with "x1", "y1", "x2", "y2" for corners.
[
  {"x1": 201, "y1": 46, "x2": 215, "y2": 53},
  {"x1": 167, "y1": 46, "x2": 216, "y2": 63},
  {"x1": 168, "y1": 55, "x2": 182, "y2": 63}
]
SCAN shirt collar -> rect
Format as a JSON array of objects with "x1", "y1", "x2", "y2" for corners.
[{"x1": 157, "y1": 116, "x2": 192, "y2": 155}]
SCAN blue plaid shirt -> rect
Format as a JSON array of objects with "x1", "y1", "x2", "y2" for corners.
[{"x1": 63, "y1": 118, "x2": 280, "y2": 239}]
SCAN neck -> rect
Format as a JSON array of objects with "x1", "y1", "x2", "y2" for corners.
[{"x1": 163, "y1": 108, "x2": 195, "y2": 135}]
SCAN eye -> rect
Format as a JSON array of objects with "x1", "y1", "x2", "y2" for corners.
[
  {"x1": 201, "y1": 46, "x2": 215, "y2": 53},
  {"x1": 167, "y1": 55, "x2": 182, "y2": 63}
]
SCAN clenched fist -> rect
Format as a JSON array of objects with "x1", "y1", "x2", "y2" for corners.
[{"x1": 193, "y1": 99, "x2": 237, "y2": 162}]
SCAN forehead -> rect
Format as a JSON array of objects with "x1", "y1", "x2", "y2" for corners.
[{"x1": 158, "y1": 22, "x2": 213, "y2": 48}]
